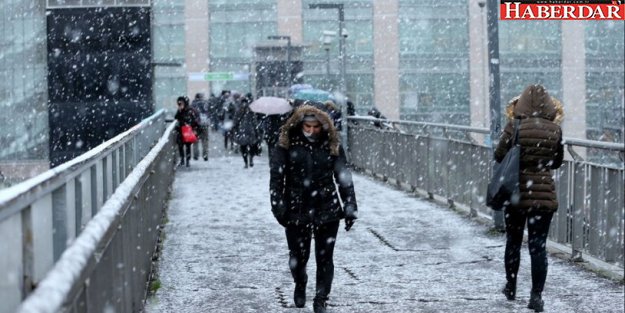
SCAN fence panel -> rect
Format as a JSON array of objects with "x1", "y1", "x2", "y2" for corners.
[{"x1": 347, "y1": 116, "x2": 624, "y2": 267}]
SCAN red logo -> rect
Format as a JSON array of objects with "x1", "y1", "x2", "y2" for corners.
[{"x1": 500, "y1": 0, "x2": 625, "y2": 20}]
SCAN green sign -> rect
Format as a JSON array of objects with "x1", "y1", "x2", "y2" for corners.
[
  {"x1": 204, "y1": 72, "x2": 234, "y2": 81},
  {"x1": 188, "y1": 72, "x2": 250, "y2": 82}
]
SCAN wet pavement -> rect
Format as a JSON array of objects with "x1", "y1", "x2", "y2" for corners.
[{"x1": 145, "y1": 131, "x2": 624, "y2": 313}]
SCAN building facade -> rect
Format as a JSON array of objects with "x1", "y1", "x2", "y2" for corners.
[
  {"x1": 1, "y1": 0, "x2": 622, "y2": 185},
  {"x1": 186, "y1": 0, "x2": 623, "y2": 144}
]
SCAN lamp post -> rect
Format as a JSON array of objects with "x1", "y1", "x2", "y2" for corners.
[
  {"x1": 309, "y1": 3, "x2": 346, "y2": 95},
  {"x1": 485, "y1": 0, "x2": 504, "y2": 231},
  {"x1": 322, "y1": 30, "x2": 337, "y2": 89},
  {"x1": 267, "y1": 35, "x2": 292, "y2": 85}
]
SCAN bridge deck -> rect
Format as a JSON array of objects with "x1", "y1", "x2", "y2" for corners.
[{"x1": 145, "y1": 131, "x2": 624, "y2": 313}]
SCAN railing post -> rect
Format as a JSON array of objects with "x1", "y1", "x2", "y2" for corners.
[
  {"x1": 52, "y1": 186, "x2": 68, "y2": 261},
  {"x1": 571, "y1": 161, "x2": 585, "y2": 261},
  {"x1": 0, "y1": 213, "x2": 24, "y2": 313},
  {"x1": 30, "y1": 195, "x2": 54, "y2": 286}
]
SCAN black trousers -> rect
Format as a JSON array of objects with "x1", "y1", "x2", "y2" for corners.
[
  {"x1": 240, "y1": 144, "x2": 254, "y2": 166},
  {"x1": 285, "y1": 221, "x2": 340, "y2": 301},
  {"x1": 177, "y1": 143, "x2": 191, "y2": 162},
  {"x1": 504, "y1": 209, "x2": 554, "y2": 293}
]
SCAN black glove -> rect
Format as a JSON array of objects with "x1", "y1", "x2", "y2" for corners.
[
  {"x1": 277, "y1": 216, "x2": 288, "y2": 227},
  {"x1": 272, "y1": 203, "x2": 287, "y2": 227},
  {"x1": 344, "y1": 203, "x2": 358, "y2": 231}
]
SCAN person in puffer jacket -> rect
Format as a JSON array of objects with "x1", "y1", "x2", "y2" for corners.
[
  {"x1": 495, "y1": 84, "x2": 564, "y2": 313},
  {"x1": 269, "y1": 105, "x2": 358, "y2": 313}
]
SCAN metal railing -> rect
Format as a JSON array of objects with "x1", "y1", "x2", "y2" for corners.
[
  {"x1": 0, "y1": 110, "x2": 173, "y2": 313},
  {"x1": 347, "y1": 116, "x2": 624, "y2": 269}
]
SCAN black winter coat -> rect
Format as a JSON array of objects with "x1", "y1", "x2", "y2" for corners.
[
  {"x1": 232, "y1": 107, "x2": 262, "y2": 146},
  {"x1": 270, "y1": 106, "x2": 357, "y2": 226},
  {"x1": 174, "y1": 107, "x2": 199, "y2": 144}
]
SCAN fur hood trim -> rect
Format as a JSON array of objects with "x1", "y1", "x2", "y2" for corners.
[
  {"x1": 504, "y1": 85, "x2": 563, "y2": 124},
  {"x1": 278, "y1": 105, "x2": 340, "y2": 156}
]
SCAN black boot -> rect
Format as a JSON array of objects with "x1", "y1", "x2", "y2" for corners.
[
  {"x1": 294, "y1": 281, "x2": 306, "y2": 308},
  {"x1": 186, "y1": 156, "x2": 190, "y2": 167},
  {"x1": 527, "y1": 291, "x2": 544, "y2": 312},
  {"x1": 313, "y1": 298, "x2": 327, "y2": 313},
  {"x1": 501, "y1": 281, "x2": 516, "y2": 300},
  {"x1": 249, "y1": 156, "x2": 254, "y2": 167}
]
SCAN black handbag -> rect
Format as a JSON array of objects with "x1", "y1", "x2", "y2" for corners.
[{"x1": 487, "y1": 119, "x2": 521, "y2": 210}]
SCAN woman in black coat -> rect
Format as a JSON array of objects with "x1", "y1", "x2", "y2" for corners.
[
  {"x1": 495, "y1": 85, "x2": 564, "y2": 312},
  {"x1": 174, "y1": 96, "x2": 199, "y2": 167},
  {"x1": 232, "y1": 98, "x2": 262, "y2": 168},
  {"x1": 270, "y1": 105, "x2": 358, "y2": 313}
]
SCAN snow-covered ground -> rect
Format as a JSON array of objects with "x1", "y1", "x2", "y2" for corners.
[{"x1": 145, "y1": 132, "x2": 624, "y2": 313}]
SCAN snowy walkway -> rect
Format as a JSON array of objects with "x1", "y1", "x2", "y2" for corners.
[{"x1": 145, "y1": 132, "x2": 624, "y2": 313}]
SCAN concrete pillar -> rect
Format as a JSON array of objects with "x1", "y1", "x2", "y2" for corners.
[
  {"x1": 185, "y1": 0, "x2": 210, "y2": 98},
  {"x1": 277, "y1": 0, "x2": 303, "y2": 44},
  {"x1": 561, "y1": 21, "x2": 587, "y2": 150},
  {"x1": 468, "y1": 1, "x2": 489, "y2": 134},
  {"x1": 373, "y1": 0, "x2": 400, "y2": 119}
]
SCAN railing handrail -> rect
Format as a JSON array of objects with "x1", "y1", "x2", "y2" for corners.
[
  {"x1": 0, "y1": 109, "x2": 166, "y2": 223},
  {"x1": 347, "y1": 116, "x2": 625, "y2": 152},
  {"x1": 16, "y1": 121, "x2": 176, "y2": 313}
]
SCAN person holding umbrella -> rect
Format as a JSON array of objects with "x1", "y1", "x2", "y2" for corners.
[{"x1": 269, "y1": 105, "x2": 358, "y2": 313}]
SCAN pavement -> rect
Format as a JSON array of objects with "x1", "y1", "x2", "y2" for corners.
[{"x1": 145, "y1": 131, "x2": 624, "y2": 313}]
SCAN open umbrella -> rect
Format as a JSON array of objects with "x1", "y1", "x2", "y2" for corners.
[
  {"x1": 292, "y1": 89, "x2": 335, "y2": 102},
  {"x1": 289, "y1": 84, "x2": 313, "y2": 95},
  {"x1": 249, "y1": 96, "x2": 292, "y2": 115}
]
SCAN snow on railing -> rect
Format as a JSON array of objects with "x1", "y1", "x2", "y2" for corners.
[{"x1": 0, "y1": 110, "x2": 168, "y2": 313}]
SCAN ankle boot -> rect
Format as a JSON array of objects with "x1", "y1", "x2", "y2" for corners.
[
  {"x1": 294, "y1": 281, "x2": 306, "y2": 308},
  {"x1": 527, "y1": 291, "x2": 544, "y2": 312},
  {"x1": 249, "y1": 156, "x2": 254, "y2": 167},
  {"x1": 313, "y1": 298, "x2": 327, "y2": 313},
  {"x1": 186, "y1": 156, "x2": 190, "y2": 167},
  {"x1": 501, "y1": 281, "x2": 516, "y2": 300}
]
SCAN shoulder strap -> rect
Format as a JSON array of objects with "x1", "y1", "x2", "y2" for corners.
[{"x1": 512, "y1": 119, "x2": 520, "y2": 145}]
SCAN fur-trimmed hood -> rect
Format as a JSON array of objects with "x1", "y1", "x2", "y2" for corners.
[
  {"x1": 278, "y1": 105, "x2": 340, "y2": 156},
  {"x1": 504, "y1": 85, "x2": 564, "y2": 124}
]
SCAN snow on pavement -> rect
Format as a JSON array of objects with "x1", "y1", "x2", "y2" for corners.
[{"x1": 145, "y1": 135, "x2": 624, "y2": 313}]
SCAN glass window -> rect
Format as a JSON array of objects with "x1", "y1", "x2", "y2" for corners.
[
  {"x1": 0, "y1": 0, "x2": 48, "y2": 161},
  {"x1": 398, "y1": 0, "x2": 469, "y2": 122},
  {"x1": 302, "y1": 0, "x2": 373, "y2": 101},
  {"x1": 152, "y1": 0, "x2": 186, "y2": 117},
  {"x1": 585, "y1": 21, "x2": 624, "y2": 144},
  {"x1": 209, "y1": 2, "x2": 277, "y2": 93}
]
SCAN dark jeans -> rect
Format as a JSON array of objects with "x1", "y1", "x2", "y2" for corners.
[
  {"x1": 285, "y1": 221, "x2": 340, "y2": 301},
  {"x1": 240, "y1": 144, "x2": 254, "y2": 166},
  {"x1": 177, "y1": 143, "x2": 191, "y2": 163},
  {"x1": 504, "y1": 209, "x2": 554, "y2": 293}
]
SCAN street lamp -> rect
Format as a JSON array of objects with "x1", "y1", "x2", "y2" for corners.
[
  {"x1": 322, "y1": 30, "x2": 337, "y2": 89},
  {"x1": 267, "y1": 35, "x2": 292, "y2": 85},
  {"x1": 309, "y1": 3, "x2": 346, "y2": 95}
]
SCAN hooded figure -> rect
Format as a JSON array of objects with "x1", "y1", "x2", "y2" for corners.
[
  {"x1": 495, "y1": 84, "x2": 564, "y2": 313},
  {"x1": 232, "y1": 98, "x2": 262, "y2": 168},
  {"x1": 269, "y1": 105, "x2": 358, "y2": 313}
]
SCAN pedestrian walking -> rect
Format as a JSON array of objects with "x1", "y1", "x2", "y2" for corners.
[
  {"x1": 495, "y1": 84, "x2": 564, "y2": 312},
  {"x1": 231, "y1": 98, "x2": 262, "y2": 168},
  {"x1": 269, "y1": 105, "x2": 358, "y2": 313},
  {"x1": 324, "y1": 100, "x2": 342, "y2": 131},
  {"x1": 262, "y1": 113, "x2": 288, "y2": 162},
  {"x1": 191, "y1": 93, "x2": 210, "y2": 161},
  {"x1": 174, "y1": 96, "x2": 199, "y2": 167}
]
